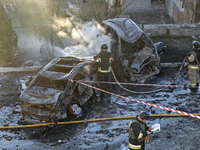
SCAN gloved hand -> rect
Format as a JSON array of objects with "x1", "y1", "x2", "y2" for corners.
[
  {"x1": 186, "y1": 52, "x2": 192, "y2": 57},
  {"x1": 93, "y1": 55, "x2": 98, "y2": 60},
  {"x1": 147, "y1": 131, "x2": 151, "y2": 134},
  {"x1": 149, "y1": 127, "x2": 153, "y2": 131}
]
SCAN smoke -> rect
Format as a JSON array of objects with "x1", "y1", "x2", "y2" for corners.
[
  {"x1": 5, "y1": 0, "x2": 112, "y2": 66},
  {"x1": 53, "y1": 17, "x2": 112, "y2": 59}
]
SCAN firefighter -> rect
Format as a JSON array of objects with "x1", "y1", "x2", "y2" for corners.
[
  {"x1": 187, "y1": 40, "x2": 200, "y2": 93},
  {"x1": 93, "y1": 44, "x2": 114, "y2": 100},
  {"x1": 129, "y1": 111, "x2": 153, "y2": 150}
]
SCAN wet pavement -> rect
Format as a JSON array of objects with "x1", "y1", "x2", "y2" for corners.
[
  {"x1": 0, "y1": 66, "x2": 200, "y2": 150},
  {"x1": 0, "y1": 37, "x2": 200, "y2": 149}
]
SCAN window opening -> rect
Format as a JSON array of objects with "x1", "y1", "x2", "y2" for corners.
[{"x1": 151, "y1": 0, "x2": 165, "y2": 4}]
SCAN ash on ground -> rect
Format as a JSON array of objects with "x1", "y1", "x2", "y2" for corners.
[{"x1": 0, "y1": 37, "x2": 200, "y2": 150}]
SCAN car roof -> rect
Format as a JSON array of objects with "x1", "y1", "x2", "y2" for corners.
[{"x1": 102, "y1": 18, "x2": 144, "y2": 44}]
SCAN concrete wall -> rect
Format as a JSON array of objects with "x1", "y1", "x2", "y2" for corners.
[
  {"x1": 123, "y1": 0, "x2": 197, "y2": 24},
  {"x1": 173, "y1": 0, "x2": 197, "y2": 23},
  {"x1": 142, "y1": 23, "x2": 200, "y2": 37},
  {"x1": 165, "y1": 0, "x2": 174, "y2": 18},
  {"x1": 172, "y1": 1, "x2": 183, "y2": 23}
]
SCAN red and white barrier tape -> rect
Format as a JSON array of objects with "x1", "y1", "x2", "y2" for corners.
[
  {"x1": 74, "y1": 80, "x2": 198, "y2": 88},
  {"x1": 69, "y1": 79, "x2": 200, "y2": 119}
]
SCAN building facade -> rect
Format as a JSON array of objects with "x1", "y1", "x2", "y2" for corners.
[{"x1": 122, "y1": 0, "x2": 199, "y2": 24}]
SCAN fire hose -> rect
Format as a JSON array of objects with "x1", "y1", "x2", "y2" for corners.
[
  {"x1": 0, "y1": 113, "x2": 199, "y2": 129},
  {"x1": 111, "y1": 57, "x2": 187, "y2": 94}
]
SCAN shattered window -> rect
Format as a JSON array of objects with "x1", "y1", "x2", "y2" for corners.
[{"x1": 151, "y1": 0, "x2": 165, "y2": 4}]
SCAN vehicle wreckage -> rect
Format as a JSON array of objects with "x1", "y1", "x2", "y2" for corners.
[
  {"x1": 20, "y1": 56, "x2": 99, "y2": 123},
  {"x1": 102, "y1": 18, "x2": 161, "y2": 81},
  {"x1": 20, "y1": 18, "x2": 162, "y2": 123}
]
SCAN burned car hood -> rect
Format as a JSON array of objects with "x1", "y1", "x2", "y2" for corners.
[{"x1": 102, "y1": 18, "x2": 143, "y2": 44}]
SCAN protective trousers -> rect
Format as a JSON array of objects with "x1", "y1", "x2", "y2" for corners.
[
  {"x1": 188, "y1": 67, "x2": 199, "y2": 87},
  {"x1": 97, "y1": 72, "x2": 111, "y2": 92}
]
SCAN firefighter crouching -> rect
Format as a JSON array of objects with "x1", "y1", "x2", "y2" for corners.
[
  {"x1": 129, "y1": 112, "x2": 153, "y2": 150},
  {"x1": 187, "y1": 41, "x2": 200, "y2": 93},
  {"x1": 93, "y1": 44, "x2": 114, "y2": 102}
]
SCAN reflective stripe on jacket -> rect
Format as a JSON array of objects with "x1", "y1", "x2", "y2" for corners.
[
  {"x1": 94, "y1": 51, "x2": 113, "y2": 73},
  {"x1": 129, "y1": 143, "x2": 141, "y2": 150},
  {"x1": 188, "y1": 65, "x2": 199, "y2": 70},
  {"x1": 98, "y1": 66, "x2": 112, "y2": 73}
]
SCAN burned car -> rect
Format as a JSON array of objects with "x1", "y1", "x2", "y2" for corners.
[
  {"x1": 20, "y1": 56, "x2": 98, "y2": 124},
  {"x1": 102, "y1": 18, "x2": 160, "y2": 81}
]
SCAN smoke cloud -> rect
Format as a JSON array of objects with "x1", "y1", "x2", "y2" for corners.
[
  {"x1": 4, "y1": 0, "x2": 112, "y2": 65},
  {"x1": 53, "y1": 17, "x2": 112, "y2": 59}
]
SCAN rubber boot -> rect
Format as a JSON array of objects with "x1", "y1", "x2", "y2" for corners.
[
  {"x1": 189, "y1": 86, "x2": 198, "y2": 94},
  {"x1": 96, "y1": 96, "x2": 101, "y2": 102},
  {"x1": 193, "y1": 88, "x2": 198, "y2": 94},
  {"x1": 183, "y1": 84, "x2": 187, "y2": 90},
  {"x1": 95, "y1": 106, "x2": 100, "y2": 111},
  {"x1": 103, "y1": 93, "x2": 108, "y2": 98}
]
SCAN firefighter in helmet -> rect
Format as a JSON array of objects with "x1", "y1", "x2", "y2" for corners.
[
  {"x1": 129, "y1": 111, "x2": 153, "y2": 150},
  {"x1": 93, "y1": 44, "x2": 114, "y2": 100},
  {"x1": 187, "y1": 40, "x2": 200, "y2": 93}
]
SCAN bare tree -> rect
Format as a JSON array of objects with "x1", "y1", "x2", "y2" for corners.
[{"x1": 57, "y1": 0, "x2": 138, "y2": 23}]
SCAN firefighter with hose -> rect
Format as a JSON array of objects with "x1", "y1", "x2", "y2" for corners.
[
  {"x1": 93, "y1": 44, "x2": 114, "y2": 102},
  {"x1": 187, "y1": 40, "x2": 200, "y2": 94},
  {"x1": 129, "y1": 111, "x2": 153, "y2": 150}
]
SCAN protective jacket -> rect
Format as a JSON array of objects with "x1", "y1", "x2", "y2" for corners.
[
  {"x1": 188, "y1": 49, "x2": 200, "y2": 66},
  {"x1": 188, "y1": 49, "x2": 200, "y2": 87},
  {"x1": 129, "y1": 116, "x2": 149, "y2": 150},
  {"x1": 94, "y1": 51, "x2": 114, "y2": 73},
  {"x1": 93, "y1": 50, "x2": 114, "y2": 95},
  {"x1": 194, "y1": 49, "x2": 200, "y2": 62}
]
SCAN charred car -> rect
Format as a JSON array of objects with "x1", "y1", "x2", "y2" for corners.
[
  {"x1": 20, "y1": 56, "x2": 99, "y2": 124},
  {"x1": 20, "y1": 18, "x2": 161, "y2": 123},
  {"x1": 102, "y1": 18, "x2": 160, "y2": 81}
]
